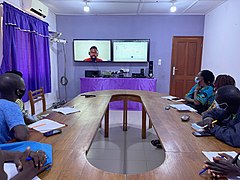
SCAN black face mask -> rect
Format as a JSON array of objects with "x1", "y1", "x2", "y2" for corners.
[{"x1": 16, "y1": 89, "x2": 26, "y2": 99}]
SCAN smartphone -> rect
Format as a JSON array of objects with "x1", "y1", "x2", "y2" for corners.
[
  {"x1": 192, "y1": 131, "x2": 212, "y2": 137},
  {"x1": 43, "y1": 129, "x2": 62, "y2": 137}
]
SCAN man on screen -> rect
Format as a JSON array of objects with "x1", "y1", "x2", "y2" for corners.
[{"x1": 84, "y1": 46, "x2": 103, "y2": 62}]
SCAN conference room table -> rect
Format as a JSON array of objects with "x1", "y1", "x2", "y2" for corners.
[{"x1": 29, "y1": 90, "x2": 238, "y2": 180}]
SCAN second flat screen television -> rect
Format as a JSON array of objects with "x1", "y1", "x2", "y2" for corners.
[
  {"x1": 73, "y1": 39, "x2": 111, "y2": 62},
  {"x1": 112, "y1": 39, "x2": 150, "y2": 62}
]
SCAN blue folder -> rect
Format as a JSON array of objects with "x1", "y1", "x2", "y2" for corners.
[{"x1": 0, "y1": 141, "x2": 52, "y2": 166}]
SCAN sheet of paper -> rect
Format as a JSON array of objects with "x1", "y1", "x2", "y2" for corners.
[
  {"x1": 202, "y1": 151, "x2": 238, "y2": 162},
  {"x1": 52, "y1": 107, "x2": 80, "y2": 115},
  {"x1": 28, "y1": 119, "x2": 66, "y2": 133},
  {"x1": 4, "y1": 163, "x2": 40, "y2": 180},
  {"x1": 161, "y1": 95, "x2": 177, "y2": 100},
  {"x1": 169, "y1": 104, "x2": 197, "y2": 112}
]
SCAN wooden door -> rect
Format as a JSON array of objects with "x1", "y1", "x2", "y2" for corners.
[{"x1": 169, "y1": 36, "x2": 203, "y2": 98}]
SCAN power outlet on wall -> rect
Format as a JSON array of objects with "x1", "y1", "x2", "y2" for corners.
[{"x1": 158, "y1": 59, "x2": 162, "y2": 66}]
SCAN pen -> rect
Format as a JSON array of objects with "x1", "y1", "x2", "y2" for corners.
[
  {"x1": 199, "y1": 167, "x2": 208, "y2": 175},
  {"x1": 31, "y1": 123, "x2": 46, "y2": 129},
  {"x1": 26, "y1": 157, "x2": 32, "y2": 161},
  {"x1": 199, "y1": 156, "x2": 224, "y2": 175},
  {"x1": 212, "y1": 120, "x2": 218, "y2": 124}
]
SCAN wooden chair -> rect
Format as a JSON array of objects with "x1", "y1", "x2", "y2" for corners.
[{"x1": 28, "y1": 87, "x2": 46, "y2": 115}]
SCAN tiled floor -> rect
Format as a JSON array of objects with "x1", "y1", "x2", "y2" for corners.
[{"x1": 86, "y1": 110, "x2": 165, "y2": 174}]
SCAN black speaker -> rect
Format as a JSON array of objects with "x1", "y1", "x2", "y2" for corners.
[{"x1": 148, "y1": 61, "x2": 153, "y2": 78}]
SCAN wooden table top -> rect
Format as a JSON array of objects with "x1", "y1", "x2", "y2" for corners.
[{"x1": 29, "y1": 90, "x2": 238, "y2": 180}]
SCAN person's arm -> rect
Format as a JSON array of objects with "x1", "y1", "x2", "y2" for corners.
[
  {"x1": 210, "y1": 121, "x2": 240, "y2": 147},
  {"x1": 11, "y1": 149, "x2": 50, "y2": 180},
  {"x1": 5, "y1": 102, "x2": 29, "y2": 142},
  {"x1": 12, "y1": 125, "x2": 29, "y2": 141},
  {"x1": 185, "y1": 84, "x2": 197, "y2": 102}
]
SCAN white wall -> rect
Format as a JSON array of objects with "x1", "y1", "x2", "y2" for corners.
[
  {"x1": 202, "y1": 0, "x2": 240, "y2": 88},
  {"x1": 1, "y1": 0, "x2": 58, "y2": 114}
]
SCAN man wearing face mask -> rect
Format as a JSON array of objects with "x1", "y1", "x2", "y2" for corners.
[
  {"x1": 0, "y1": 73, "x2": 29, "y2": 143},
  {"x1": 197, "y1": 85, "x2": 240, "y2": 147},
  {"x1": 84, "y1": 46, "x2": 103, "y2": 62},
  {"x1": 185, "y1": 70, "x2": 215, "y2": 114}
]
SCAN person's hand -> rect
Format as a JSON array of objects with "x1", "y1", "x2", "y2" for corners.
[
  {"x1": 11, "y1": 148, "x2": 51, "y2": 180},
  {"x1": 204, "y1": 153, "x2": 240, "y2": 177},
  {"x1": 196, "y1": 117, "x2": 214, "y2": 128}
]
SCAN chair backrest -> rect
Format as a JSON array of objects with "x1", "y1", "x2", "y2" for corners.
[{"x1": 28, "y1": 87, "x2": 46, "y2": 115}]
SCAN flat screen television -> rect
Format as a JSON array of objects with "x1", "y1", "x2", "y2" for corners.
[
  {"x1": 73, "y1": 39, "x2": 111, "y2": 62},
  {"x1": 112, "y1": 39, "x2": 150, "y2": 62}
]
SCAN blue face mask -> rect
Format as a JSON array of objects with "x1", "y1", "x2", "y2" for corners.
[
  {"x1": 215, "y1": 100, "x2": 228, "y2": 111},
  {"x1": 195, "y1": 77, "x2": 200, "y2": 84}
]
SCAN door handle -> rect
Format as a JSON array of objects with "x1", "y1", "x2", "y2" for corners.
[{"x1": 172, "y1": 66, "x2": 178, "y2": 75}]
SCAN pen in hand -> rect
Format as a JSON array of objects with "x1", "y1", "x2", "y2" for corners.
[{"x1": 199, "y1": 156, "x2": 224, "y2": 175}]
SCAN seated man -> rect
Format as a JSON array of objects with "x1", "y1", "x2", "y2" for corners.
[
  {"x1": 6, "y1": 70, "x2": 38, "y2": 125},
  {"x1": 197, "y1": 85, "x2": 240, "y2": 147},
  {"x1": 0, "y1": 73, "x2": 29, "y2": 143}
]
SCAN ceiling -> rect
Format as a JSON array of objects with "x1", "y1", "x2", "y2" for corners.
[{"x1": 39, "y1": 0, "x2": 228, "y2": 16}]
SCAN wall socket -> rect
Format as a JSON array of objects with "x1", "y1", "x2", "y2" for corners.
[{"x1": 158, "y1": 59, "x2": 162, "y2": 65}]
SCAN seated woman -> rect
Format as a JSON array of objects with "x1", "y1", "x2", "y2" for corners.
[
  {"x1": 203, "y1": 74, "x2": 235, "y2": 113},
  {"x1": 185, "y1": 70, "x2": 215, "y2": 114}
]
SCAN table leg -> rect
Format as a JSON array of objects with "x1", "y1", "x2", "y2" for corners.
[
  {"x1": 104, "y1": 105, "x2": 109, "y2": 137},
  {"x1": 123, "y1": 99, "x2": 127, "y2": 131},
  {"x1": 149, "y1": 119, "x2": 152, "y2": 129},
  {"x1": 142, "y1": 105, "x2": 146, "y2": 139}
]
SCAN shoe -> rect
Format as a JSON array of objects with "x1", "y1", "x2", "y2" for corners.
[
  {"x1": 151, "y1": 139, "x2": 160, "y2": 147},
  {"x1": 156, "y1": 143, "x2": 162, "y2": 148}
]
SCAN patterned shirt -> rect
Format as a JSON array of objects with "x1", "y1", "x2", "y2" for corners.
[{"x1": 185, "y1": 84, "x2": 214, "y2": 113}]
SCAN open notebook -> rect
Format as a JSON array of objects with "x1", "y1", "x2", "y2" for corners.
[{"x1": 28, "y1": 119, "x2": 66, "y2": 133}]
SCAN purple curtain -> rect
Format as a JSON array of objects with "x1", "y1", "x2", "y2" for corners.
[{"x1": 0, "y1": 2, "x2": 51, "y2": 102}]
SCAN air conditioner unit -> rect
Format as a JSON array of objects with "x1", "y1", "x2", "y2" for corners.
[{"x1": 23, "y1": 0, "x2": 48, "y2": 18}]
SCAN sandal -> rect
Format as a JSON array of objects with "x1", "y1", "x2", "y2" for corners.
[{"x1": 151, "y1": 139, "x2": 160, "y2": 147}]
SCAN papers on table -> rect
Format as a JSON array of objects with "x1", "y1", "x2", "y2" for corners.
[
  {"x1": 4, "y1": 163, "x2": 40, "y2": 180},
  {"x1": 28, "y1": 119, "x2": 66, "y2": 133},
  {"x1": 169, "y1": 104, "x2": 197, "y2": 112},
  {"x1": 202, "y1": 151, "x2": 238, "y2": 162},
  {"x1": 161, "y1": 96, "x2": 185, "y2": 102},
  {"x1": 52, "y1": 107, "x2": 80, "y2": 115}
]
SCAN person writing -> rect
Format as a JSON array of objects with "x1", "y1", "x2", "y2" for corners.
[
  {"x1": 0, "y1": 73, "x2": 29, "y2": 143},
  {"x1": 197, "y1": 85, "x2": 240, "y2": 147},
  {"x1": 185, "y1": 70, "x2": 215, "y2": 114},
  {"x1": 84, "y1": 46, "x2": 103, "y2": 62},
  {"x1": 0, "y1": 147, "x2": 50, "y2": 180},
  {"x1": 203, "y1": 153, "x2": 240, "y2": 178}
]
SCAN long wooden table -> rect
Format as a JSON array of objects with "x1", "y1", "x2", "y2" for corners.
[{"x1": 29, "y1": 90, "x2": 238, "y2": 180}]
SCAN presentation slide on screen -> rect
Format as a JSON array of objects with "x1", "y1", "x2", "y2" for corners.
[
  {"x1": 113, "y1": 41, "x2": 148, "y2": 62},
  {"x1": 73, "y1": 40, "x2": 111, "y2": 61}
]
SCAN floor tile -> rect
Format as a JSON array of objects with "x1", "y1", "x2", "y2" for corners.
[{"x1": 86, "y1": 110, "x2": 166, "y2": 174}]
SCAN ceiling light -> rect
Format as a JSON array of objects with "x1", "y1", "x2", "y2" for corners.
[
  {"x1": 84, "y1": 1, "x2": 90, "y2": 12},
  {"x1": 170, "y1": 1, "x2": 177, "y2": 13}
]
